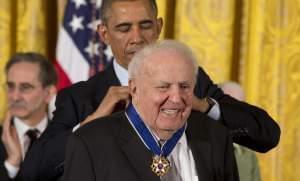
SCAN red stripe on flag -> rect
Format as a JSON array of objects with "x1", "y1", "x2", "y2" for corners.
[{"x1": 54, "y1": 60, "x2": 72, "y2": 91}]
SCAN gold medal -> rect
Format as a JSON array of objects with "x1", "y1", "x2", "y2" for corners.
[{"x1": 150, "y1": 155, "x2": 170, "y2": 176}]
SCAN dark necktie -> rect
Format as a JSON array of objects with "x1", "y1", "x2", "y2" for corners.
[{"x1": 26, "y1": 129, "x2": 39, "y2": 151}]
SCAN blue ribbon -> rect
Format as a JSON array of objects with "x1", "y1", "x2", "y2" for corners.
[{"x1": 125, "y1": 103, "x2": 186, "y2": 156}]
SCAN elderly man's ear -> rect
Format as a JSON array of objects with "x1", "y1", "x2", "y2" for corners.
[
  {"x1": 129, "y1": 79, "x2": 138, "y2": 104},
  {"x1": 128, "y1": 79, "x2": 136, "y2": 95}
]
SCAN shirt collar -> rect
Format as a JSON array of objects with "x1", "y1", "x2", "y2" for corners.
[
  {"x1": 113, "y1": 59, "x2": 128, "y2": 86},
  {"x1": 14, "y1": 116, "x2": 48, "y2": 139},
  {"x1": 178, "y1": 132, "x2": 188, "y2": 149}
]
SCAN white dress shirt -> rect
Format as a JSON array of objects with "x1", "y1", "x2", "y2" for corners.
[
  {"x1": 113, "y1": 59, "x2": 128, "y2": 86},
  {"x1": 169, "y1": 134, "x2": 198, "y2": 181},
  {"x1": 4, "y1": 116, "x2": 48, "y2": 178}
]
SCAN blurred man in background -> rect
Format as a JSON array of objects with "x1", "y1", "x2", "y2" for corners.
[{"x1": 0, "y1": 53, "x2": 57, "y2": 180}]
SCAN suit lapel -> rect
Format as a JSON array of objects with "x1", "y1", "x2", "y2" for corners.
[
  {"x1": 116, "y1": 111, "x2": 215, "y2": 181},
  {"x1": 186, "y1": 112, "x2": 213, "y2": 181},
  {"x1": 117, "y1": 114, "x2": 160, "y2": 181},
  {"x1": 95, "y1": 61, "x2": 121, "y2": 92},
  {"x1": 189, "y1": 139, "x2": 212, "y2": 181}
]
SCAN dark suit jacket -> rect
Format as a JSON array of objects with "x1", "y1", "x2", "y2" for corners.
[
  {"x1": 1, "y1": 120, "x2": 50, "y2": 181},
  {"x1": 63, "y1": 111, "x2": 239, "y2": 181},
  {"x1": 0, "y1": 127, "x2": 11, "y2": 181},
  {"x1": 0, "y1": 127, "x2": 31, "y2": 181},
  {"x1": 20, "y1": 62, "x2": 280, "y2": 180}
]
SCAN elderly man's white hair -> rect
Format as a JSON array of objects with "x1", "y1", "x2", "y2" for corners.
[{"x1": 128, "y1": 40, "x2": 199, "y2": 79}]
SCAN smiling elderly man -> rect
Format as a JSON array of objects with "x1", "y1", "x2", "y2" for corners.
[{"x1": 62, "y1": 40, "x2": 239, "y2": 181}]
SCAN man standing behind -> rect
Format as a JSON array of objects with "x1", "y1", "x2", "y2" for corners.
[
  {"x1": 220, "y1": 81, "x2": 261, "y2": 181},
  {"x1": 0, "y1": 53, "x2": 57, "y2": 180},
  {"x1": 63, "y1": 40, "x2": 239, "y2": 181}
]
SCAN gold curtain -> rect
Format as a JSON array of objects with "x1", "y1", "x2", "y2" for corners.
[
  {"x1": 174, "y1": 0, "x2": 235, "y2": 82},
  {"x1": 15, "y1": 0, "x2": 48, "y2": 53},
  {"x1": 241, "y1": 0, "x2": 300, "y2": 180},
  {"x1": 0, "y1": 0, "x2": 57, "y2": 122},
  {"x1": 156, "y1": 0, "x2": 168, "y2": 39},
  {"x1": 0, "y1": 1, "x2": 12, "y2": 122},
  {"x1": 158, "y1": 0, "x2": 300, "y2": 181}
]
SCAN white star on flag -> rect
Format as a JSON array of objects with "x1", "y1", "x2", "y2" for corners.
[
  {"x1": 91, "y1": 0, "x2": 102, "y2": 8},
  {"x1": 84, "y1": 41, "x2": 100, "y2": 58},
  {"x1": 87, "y1": 19, "x2": 101, "y2": 32},
  {"x1": 104, "y1": 45, "x2": 114, "y2": 60},
  {"x1": 72, "y1": 0, "x2": 87, "y2": 9},
  {"x1": 69, "y1": 15, "x2": 84, "y2": 33}
]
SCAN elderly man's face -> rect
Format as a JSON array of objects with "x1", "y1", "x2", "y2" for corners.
[
  {"x1": 98, "y1": 0, "x2": 162, "y2": 69},
  {"x1": 130, "y1": 49, "x2": 196, "y2": 139},
  {"x1": 6, "y1": 62, "x2": 52, "y2": 121}
]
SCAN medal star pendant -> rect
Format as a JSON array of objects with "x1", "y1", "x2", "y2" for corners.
[{"x1": 150, "y1": 155, "x2": 170, "y2": 176}]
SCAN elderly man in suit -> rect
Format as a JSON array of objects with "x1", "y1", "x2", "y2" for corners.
[
  {"x1": 21, "y1": 0, "x2": 279, "y2": 180},
  {"x1": 63, "y1": 40, "x2": 239, "y2": 181},
  {"x1": 0, "y1": 53, "x2": 57, "y2": 180}
]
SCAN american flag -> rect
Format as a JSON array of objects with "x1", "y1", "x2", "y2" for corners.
[{"x1": 55, "y1": 0, "x2": 113, "y2": 90}]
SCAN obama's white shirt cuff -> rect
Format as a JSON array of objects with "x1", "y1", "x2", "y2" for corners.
[{"x1": 207, "y1": 98, "x2": 221, "y2": 120}]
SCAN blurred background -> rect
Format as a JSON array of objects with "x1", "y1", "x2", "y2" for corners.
[{"x1": 0, "y1": 0, "x2": 299, "y2": 180}]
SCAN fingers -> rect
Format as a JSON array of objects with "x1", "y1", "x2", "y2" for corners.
[
  {"x1": 108, "y1": 86, "x2": 130, "y2": 102},
  {"x1": 2, "y1": 111, "x2": 12, "y2": 143},
  {"x1": 2, "y1": 111, "x2": 12, "y2": 132},
  {"x1": 81, "y1": 86, "x2": 131, "y2": 126},
  {"x1": 1, "y1": 110, "x2": 19, "y2": 146},
  {"x1": 1, "y1": 112, "x2": 22, "y2": 166},
  {"x1": 101, "y1": 86, "x2": 130, "y2": 110},
  {"x1": 102, "y1": 86, "x2": 130, "y2": 107},
  {"x1": 192, "y1": 96, "x2": 208, "y2": 112},
  {"x1": 10, "y1": 125, "x2": 19, "y2": 142}
]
